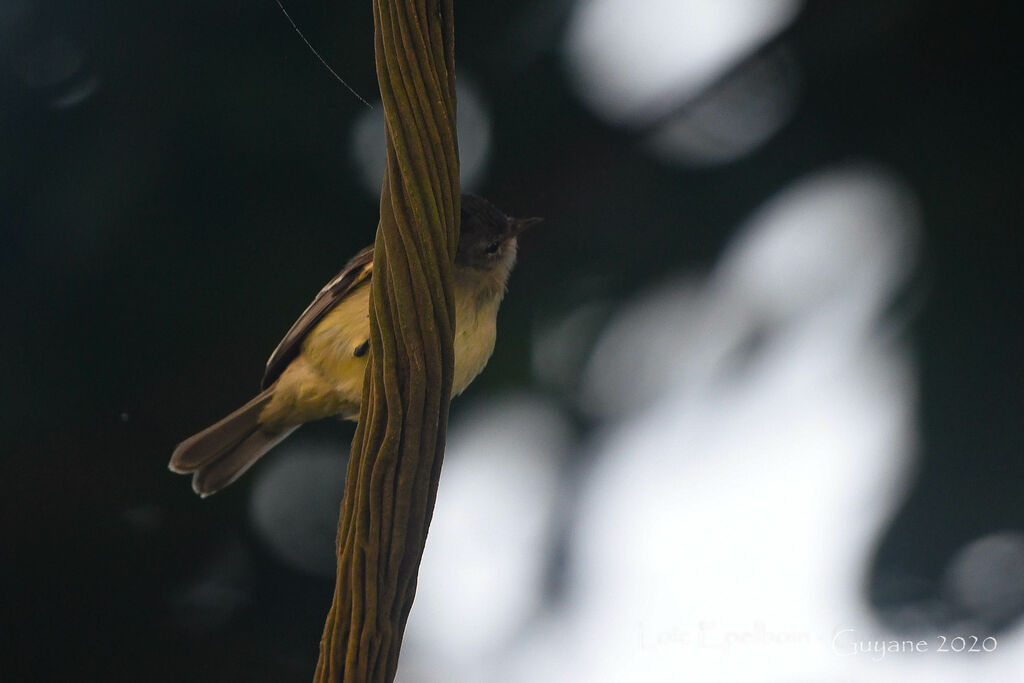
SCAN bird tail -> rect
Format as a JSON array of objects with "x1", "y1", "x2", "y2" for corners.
[{"x1": 169, "y1": 389, "x2": 296, "y2": 497}]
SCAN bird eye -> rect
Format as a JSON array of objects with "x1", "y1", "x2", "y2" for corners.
[{"x1": 485, "y1": 241, "x2": 501, "y2": 255}]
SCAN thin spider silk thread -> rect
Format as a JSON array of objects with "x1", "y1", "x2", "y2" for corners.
[{"x1": 275, "y1": 0, "x2": 373, "y2": 109}]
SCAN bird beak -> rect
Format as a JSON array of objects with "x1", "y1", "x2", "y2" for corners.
[{"x1": 510, "y1": 216, "x2": 544, "y2": 236}]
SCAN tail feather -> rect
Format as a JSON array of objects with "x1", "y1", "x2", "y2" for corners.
[
  {"x1": 169, "y1": 389, "x2": 291, "y2": 497},
  {"x1": 191, "y1": 426, "x2": 296, "y2": 497}
]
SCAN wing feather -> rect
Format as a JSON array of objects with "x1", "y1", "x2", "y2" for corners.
[{"x1": 261, "y1": 245, "x2": 374, "y2": 389}]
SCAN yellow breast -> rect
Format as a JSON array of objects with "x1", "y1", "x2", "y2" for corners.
[
  {"x1": 451, "y1": 280, "x2": 498, "y2": 396},
  {"x1": 263, "y1": 275, "x2": 501, "y2": 428}
]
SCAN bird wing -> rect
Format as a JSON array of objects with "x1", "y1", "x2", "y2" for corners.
[{"x1": 261, "y1": 245, "x2": 375, "y2": 389}]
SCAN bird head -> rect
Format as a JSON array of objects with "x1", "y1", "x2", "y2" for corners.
[{"x1": 456, "y1": 194, "x2": 543, "y2": 271}]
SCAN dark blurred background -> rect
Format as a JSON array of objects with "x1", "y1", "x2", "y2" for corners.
[{"x1": 2, "y1": 0, "x2": 1022, "y2": 681}]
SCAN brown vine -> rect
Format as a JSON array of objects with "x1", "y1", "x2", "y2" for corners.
[{"x1": 312, "y1": 1, "x2": 459, "y2": 681}]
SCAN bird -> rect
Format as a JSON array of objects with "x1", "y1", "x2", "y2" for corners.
[{"x1": 169, "y1": 194, "x2": 541, "y2": 497}]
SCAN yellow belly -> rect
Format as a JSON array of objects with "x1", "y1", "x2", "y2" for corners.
[
  {"x1": 261, "y1": 280, "x2": 498, "y2": 429},
  {"x1": 452, "y1": 286, "x2": 498, "y2": 396}
]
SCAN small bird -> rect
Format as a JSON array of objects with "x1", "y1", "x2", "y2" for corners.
[{"x1": 169, "y1": 194, "x2": 541, "y2": 497}]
